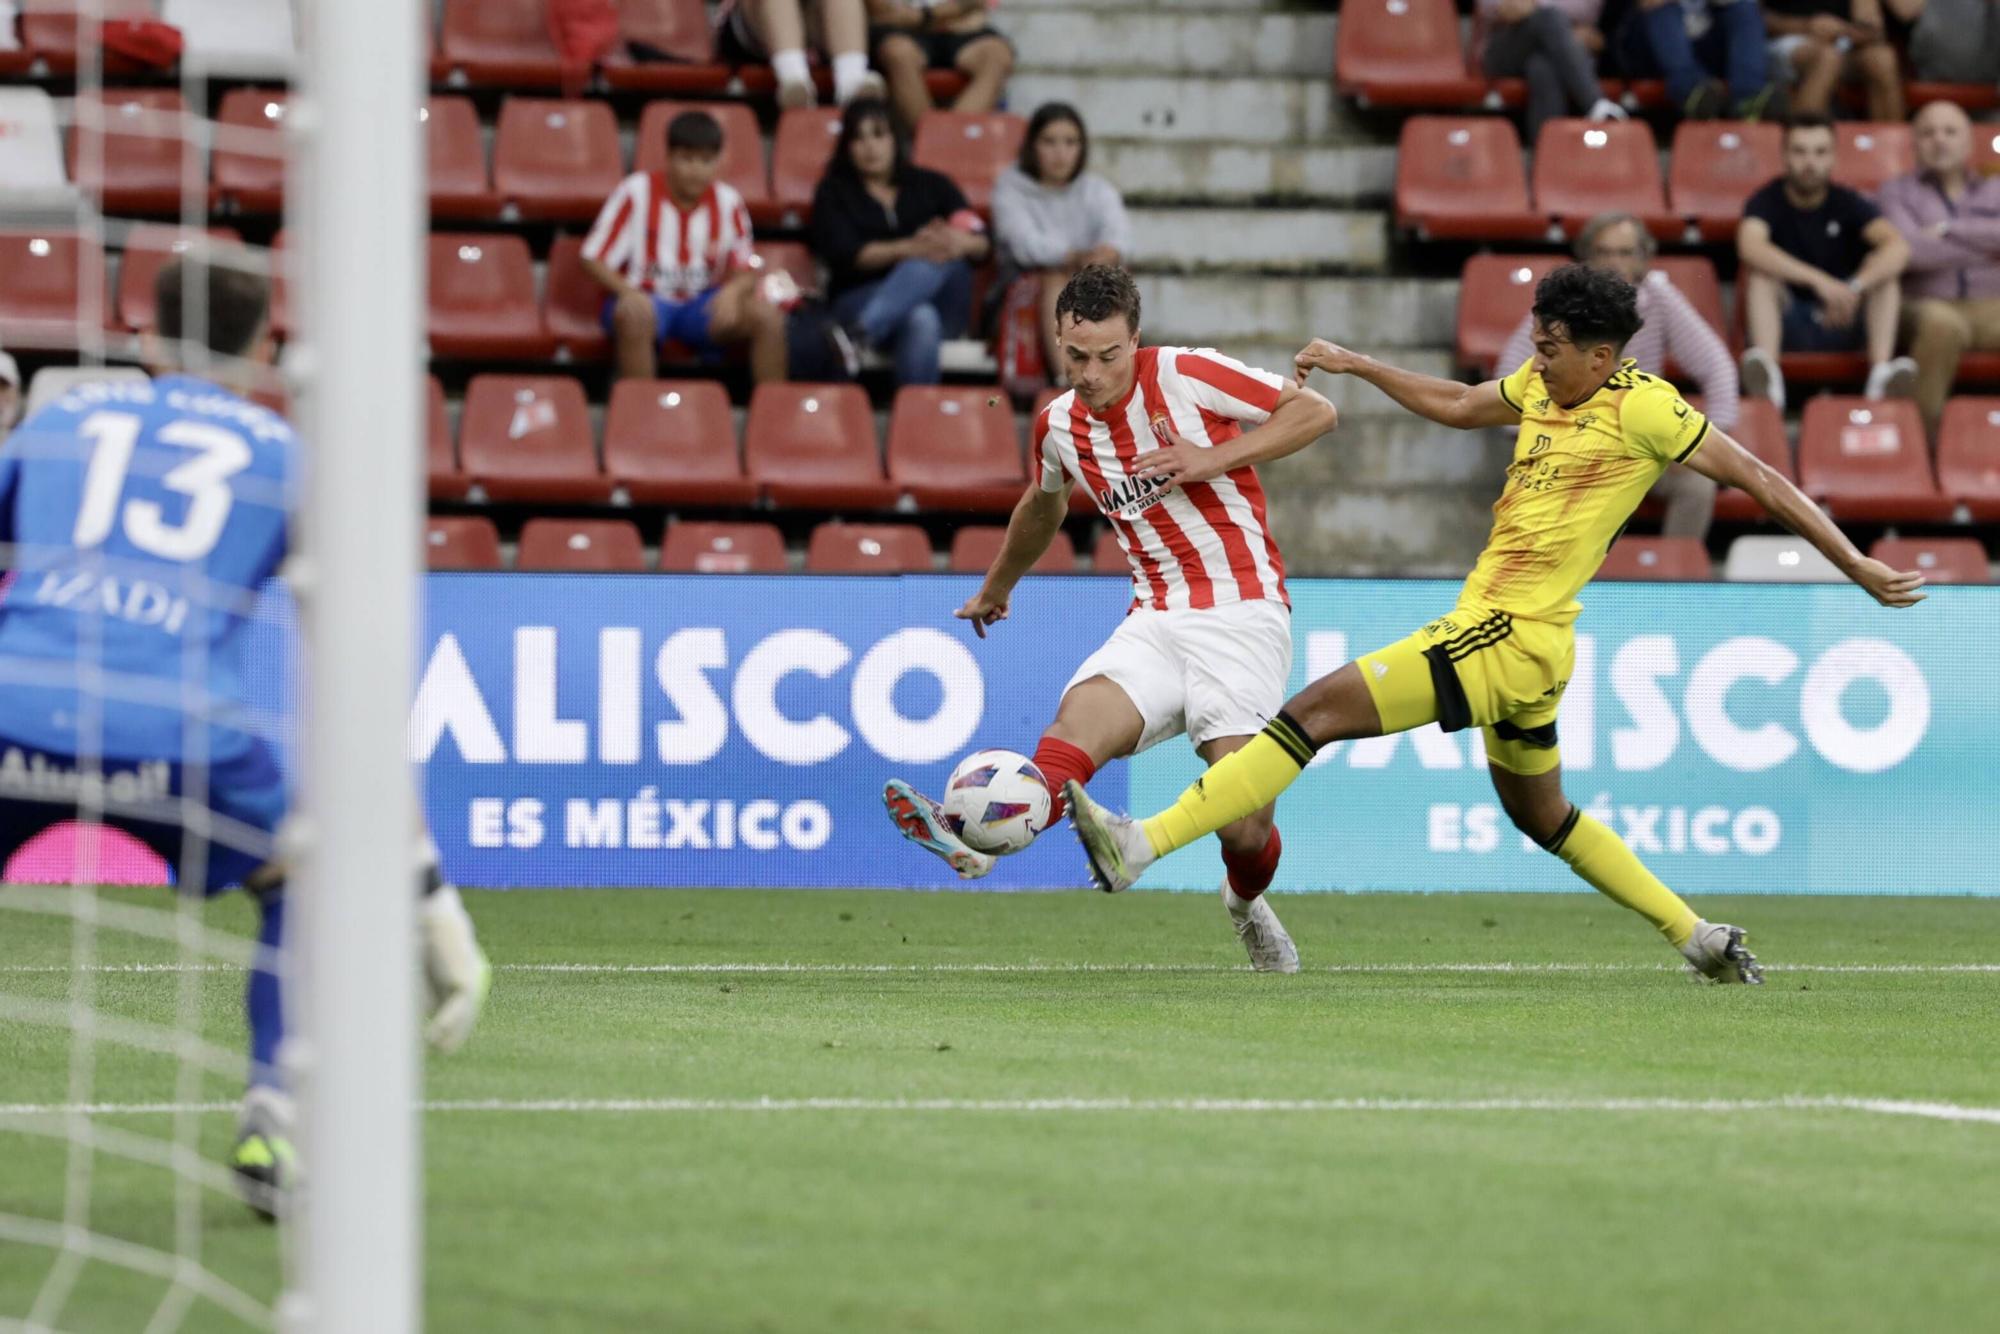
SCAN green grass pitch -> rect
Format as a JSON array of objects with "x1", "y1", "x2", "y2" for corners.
[{"x1": 4, "y1": 887, "x2": 1998, "y2": 1332}]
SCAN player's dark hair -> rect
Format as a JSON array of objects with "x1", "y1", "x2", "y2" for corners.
[
  {"x1": 1055, "y1": 264, "x2": 1141, "y2": 333},
  {"x1": 1784, "y1": 111, "x2": 1836, "y2": 141},
  {"x1": 828, "y1": 97, "x2": 907, "y2": 184},
  {"x1": 666, "y1": 110, "x2": 723, "y2": 154},
  {"x1": 155, "y1": 254, "x2": 269, "y2": 359},
  {"x1": 1020, "y1": 101, "x2": 1088, "y2": 184},
  {"x1": 1531, "y1": 263, "x2": 1642, "y2": 353}
]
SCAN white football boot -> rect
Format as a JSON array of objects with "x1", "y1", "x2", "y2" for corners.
[
  {"x1": 1065, "y1": 781, "x2": 1155, "y2": 893},
  {"x1": 883, "y1": 779, "x2": 995, "y2": 880},
  {"x1": 1679, "y1": 920, "x2": 1765, "y2": 984},
  {"x1": 1224, "y1": 881, "x2": 1299, "y2": 973}
]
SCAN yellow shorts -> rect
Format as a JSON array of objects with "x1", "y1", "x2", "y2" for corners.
[{"x1": 1355, "y1": 606, "x2": 1574, "y2": 776}]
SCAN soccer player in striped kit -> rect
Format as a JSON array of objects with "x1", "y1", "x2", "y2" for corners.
[{"x1": 886, "y1": 265, "x2": 1338, "y2": 971}]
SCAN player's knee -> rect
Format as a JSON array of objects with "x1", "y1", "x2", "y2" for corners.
[
  {"x1": 1499, "y1": 788, "x2": 1571, "y2": 847},
  {"x1": 1218, "y1": 807, "x2": 1275, "y2": 854},
  {"x1": 875, "y1": 34, "x2": 923, "y2": 70},
  {"x1": 612, "y1": 295, "x2": 655, "y2": 340}
]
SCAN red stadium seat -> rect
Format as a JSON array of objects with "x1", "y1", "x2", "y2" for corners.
[
  {"x1": 1834, "y1": 123, "x2": 1913, "y2": 195},
  {"x1": 744, "y1": 383, "x2": 895, "y2": 510},
  {"x1": 517, "y1": 518, "x2": 649, "y2": 572},
  {"x1": 211, "y1": 88, "x2": 288, "y2": 214},
  {"x1": 770, "y1": 107, "x2": 843, "y2": 227},
  {"x1": 0, "y1": 232, "x2": 102, "y2": 349},
  {"x1": 1669, "y1": 121, "x2": 1782, "y2": 243},
  {"x1": 753, "y1": 240, "x2": 819, "y2": 298},
  {"x1": 886, "y1": 385, "x2": 1026, "y2": 514},
  {"x1": 1936, "y1": 398, "x2": 2000, "y2": 520},
  {"x1": 1532, "y1": 119, "x2": 1676, "y2": 240},
  {"x1": 1455, "y1": 254, "x2": 1562, "y2": 373},
  {"x1": 1090, "y1": 527, "x2": 1126, "y2": 574},
  {"x1": 427, "y1": 375, "x2": 469, "y2": 501},
  {"x1": 426, "y1": 517, "x2": 503, "y2": 571},
  {"x1": 660, "y1": 521, "x2": 788, "y2": 573},
  {"x1": 1706, "y1": 396, "x2": 1792, "y2": 523},
  {"x1": 1906, "y1": 82, "x2": 2000, "y2": 114},
  {"x1": 544, "y1": 235, "x2": 611, "y2": 364},
  {"x1": 115, "y1": 226, "x2": 242, "y2": 333},
  {"x1": 1868, "y1": 536, "x2": 1990, "y2": 584},
  {"x1": 494, "y1": 98, "x2": 624, "y2": 223},
  {"x1": 426, "y1": 96, "x2": 499, "y2": 221},
  {"x1": 603, "y1": 379, "x2": 757, "y2": 506},
  {"x1": 1335, "y1": 0, "x2": 1484, "y2": 108},
  {"x1": 911, "y1": 111, "x2": 1027, "y2": 214},
  {"x1": 440, "y1": 0, "x2": 564, "y2": 88},
  {"x1": 1598, "y1": 536, "x2": 1712, "y2": 581},
  {"x1": 601, "y1": 0, "x2": 732, "y2": 91},
  {"x1": 457, "y1": 375, "x2": 610, "y2": 502},
  {"x1": 67, "y1": 89, "x2": 192, "y2": 215},
  {"x1": 635, "y1": 101, "x2": 769, "y2": 214},
  {"x1": 805, "y1": 522, "x2": 933, "y2": 573},
  {"x1": 427, "y1": 233, "x2": 555, "y2": 360},
  {"x1": 21, "y1": 0, "x2": 158, "y2": 76},
  {"x1": 1396, "y1": 118, "x2": 1544, "y2": 242},
  {"x1": 1796, "y1": 397, "x2": 1951, "y2": 521},
  {"x1": 950, "y1": 526, "x2": 1076, "y2": 574}
]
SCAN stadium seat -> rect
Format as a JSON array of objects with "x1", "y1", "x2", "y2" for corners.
[
  {"x1": 211, "y1": 88, "x2": 288, "y2": 214},
  {"x1": 1090, "y1": 527, "x2": 1127, "y2": 574},
  {"x1": 517, "y1": 518, "x2": 649, "y2": 573},
  {"x1": 22, "y1": 365, "x2": 148, "y2": 418},
  {"x1": 1532, "y1": 120, "x2": 1676, "y2": 240},
  {"x1": 1907, "y1": 82, "x2": 2000, "y2": 115},
  {"x1": 603, "y1": 379, "x2": 757, "y2": 506},
  {"x1": 660, "y1": 520, "x2": 789, "y2": 573},
  {"x1": 950, "y1": 526, "x2": 1076, "y2": 574},
  {"x1": 744, "y1": 383, "x2": 896, "y2": 510},
  {"x1": 493, "y1": 98, "x2": 624, "y2": 223},
  {"x1": 1706, "y1": 396, "x2": 1793, "y2": 523},
  {"x1": 427, "y1": 374, "x2": 469, "y2": 501},
  {"x1": 426, "y1": 517, "x2": 503, "y2": 571},
  {"x1": 426, "y1": 96, "x2": 499, "y2": 221},
  {"x1": 67, "y1": 88, "x2": 192, "y2": 215},
  {"x1": 1395, "y1": 117, "x2": 1543, "y2": 242},
  {"x1": 1648, "y1": 257, "x2": 1728, "y2": 341},
  {"x1": 427, "y1": 233, "x2": 555, "y2": 360},
  {"x1": 0, "y1": 231, "x2": 102, "y2": 349},
  {"x1": 1334, "y1": 0, "x2": 1485, "y2": 108},
  {"x1": 544, "y1": 235, "x2": 611, "y2": 364},
  {"x1": 1455, "y1": 254, "x2": 1562, "y2": 373},
  {"x1": 0, "y1": 88, "x2": 78, "y2": 218},
  {"x1": 457, "y1": 375, "x2": 610, "y2": 502},
  {"x1": 114, "y1": 225, "x2": 243, "y2": 333},
  {"x1": 1668, "y1": 121, "x2": 1782, "y2": 242},
  {"x1": 1723, "y1": 534, "x2": 1844, "y2": 582},
  {"x1": 886, "y1": 385, "x2": 1026, "y2": 513},
  {"x1": 770, "y1": 107, "x2": 843, "y2": 227},
  {"x1": 601, "y1": 0, "x2": 732, "y2": 92},
  {"x1": 635, "y1": 101, "x2": 769, "y2": 214},
  {"x1": 439, "y1": 0, "x2": 564, "y2": 88},
  {"x1": 805, "y1": 522, "x2": 934, "y2": 573},
  {"x1": 1936, "y1": 398, "x2": 2000, "y2": 520},
  {"x1": 1834, "y1": 123, "x2": 1913, "y2": 194},
  {"x1": 911, "y1": 111, "x2": 1027, "y2": 214},
  {"x1": 162, "y1": 0, "x2": 295, "y2": 79},
  {"x1": 753, "y1": 241, "x2": 819, "y2": 298},
  {"x1": 20, "y1": 0, "x2": 158, "y2": 76},
  {"x1": 1597, "y1": 536, "x2": 1712, "y2": 581},
  {"x1": 1796, "y1": 397, "x2": 1951, "y2": 522},
  {"x1": 1869, "y1": 536, "x2": 1990, "y2": 584}
]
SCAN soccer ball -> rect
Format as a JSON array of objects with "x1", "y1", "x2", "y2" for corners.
[{"x1": 942, "y1": 749, "x2": 1052, "y2": 855}]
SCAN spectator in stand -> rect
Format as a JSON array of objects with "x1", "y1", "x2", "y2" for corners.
[
  {"x1": 580, "y1": 110, "x2": 788, "y2": 385},
  {"x1": 1737, "y1": 114, "x2": 1914, "y2": 410},
  {"x1": 812, "y1": 97, "x2": 990, "y2": 385},
  {"x1": 1617, "y1": 0, "x2": 1782, "y2": 120},
  {"x1": 1763, "y1": 0, "x2": 1903, "y2": 122},
  {"x1": 992, "y1": 103, "x2": 1133, "y2": 385},
  {"x1": 1495, "y1": 213, "x2": 1735, "y2": 539},
  {"x1": 716, "y1": 0, "x2": 885, "y2": 109},
  {"x1": 0, "y1": 352, "x2": 20, "y2": 433},
  {"x1": 1480, "y1": 0, "x2": 1627, "y2": 142},
  {"x1": 866, "y1": 0, "x2": 1015, "y2": 130},
  {"x1": 1881, "y1": 0, "x2": 2000, "y2": 84},
  {"x1": 1879, "y1": 100, "x2": 2000, "y2": 442}
]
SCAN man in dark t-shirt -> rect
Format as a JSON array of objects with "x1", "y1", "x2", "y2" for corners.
[{"x1": 1736, "y1": 112, "x2": 1913, "y2": 409}]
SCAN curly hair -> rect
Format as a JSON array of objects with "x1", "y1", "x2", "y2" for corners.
[
  {"x1": 1055, "y1": 264, "x2": 1141, "y2": 333},
  {"x1": 1531, "y1": 262, "x2": 1642, "y2": 352}
]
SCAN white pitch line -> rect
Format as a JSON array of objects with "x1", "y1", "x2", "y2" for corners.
[
  {"x1": 2, "y1": 1095, "x2": 1996, "y2": 1124},
  {"x1": 6, "y1": 960, "x2": 2000, "y2": 976}
]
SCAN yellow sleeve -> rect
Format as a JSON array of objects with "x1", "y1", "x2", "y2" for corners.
[
  {"x1": 1495, "y1": 357, "x2": 1537, "y2": 414},
  {"x1": 1622, "y1": 379, "x2": 1710, "y2": 464}
]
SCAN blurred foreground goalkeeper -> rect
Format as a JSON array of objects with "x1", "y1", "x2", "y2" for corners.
[{"x1": 0, "y1": 256, "x2": 489, "y2": 1216}]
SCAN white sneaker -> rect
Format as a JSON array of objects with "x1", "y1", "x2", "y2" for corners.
[
  {"x1": 1678, "y1": 920, "x2": 1765, "y2": 984},
  {"x1": 1224, "y1": 881, "x2": 1299, "y2": 973},
  {"x1": 1065, "y1": 780, "x2": 1155, "y2": 893},
  {"x1": 1740, "y1": 347, "x2": 1785, "y2": 411},
  {"x1": 1865, "y1": 356, "x2": 1917, "y2": 401},
  {"x1": 1587, "y1": 97, "x2": 1628, "y2": 122},
  {"x1": 883, "y1": 779, "x2": 994, "y2": 880}
]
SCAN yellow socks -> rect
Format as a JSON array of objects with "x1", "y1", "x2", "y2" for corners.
[
  {"x1": 1547, "y1": 810, "x2": 1699, "y2": 947},
  {"x1": 1140, "y1": 714, "x2": 1316, "y2": 856}
]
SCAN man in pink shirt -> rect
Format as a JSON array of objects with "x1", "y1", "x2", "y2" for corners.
[
  {"x1": 1495, "y1": 212, "x2": 1737, "y2": 538},
  {"x1": 1877, "y1": 100, "x2": 2000, "y2": 441}
]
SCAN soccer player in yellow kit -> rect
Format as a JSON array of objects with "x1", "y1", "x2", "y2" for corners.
[{"x1": 1067, "y1": 264, "x2": 1928, "y2": 982}]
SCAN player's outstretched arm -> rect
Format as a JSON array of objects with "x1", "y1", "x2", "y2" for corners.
[
  {"x1": 1683, "y1": 431, "x2": 1926, "y2": 607},
  {"x1": 1294, "y1": 340, "x2": 1517, "y2": 430},
  {"x1": 956, "y1": 480, "x2": 1071, "y2": 638}
]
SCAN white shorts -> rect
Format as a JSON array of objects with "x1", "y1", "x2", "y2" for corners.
[{"x1": 1062, "y1": 599, "x2": 1293, "y2": 756}]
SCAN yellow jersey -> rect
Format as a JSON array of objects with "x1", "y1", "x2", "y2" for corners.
[{"x1": 1459, "y1": 358, "x2": 1712, "y2": 625}]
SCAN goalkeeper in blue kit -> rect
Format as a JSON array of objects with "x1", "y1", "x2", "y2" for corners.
[{"x1": 0, "y1": 257, "x2": 489, "y2": 1215}]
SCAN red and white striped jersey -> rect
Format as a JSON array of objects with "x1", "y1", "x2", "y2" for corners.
[
  {"x1": 581, "y1": 171, "x2": 755, "y2": 302},
  {"x1": 1036, "y1": 346, "x2": 1291, "y2": 612}
]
